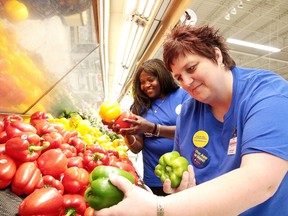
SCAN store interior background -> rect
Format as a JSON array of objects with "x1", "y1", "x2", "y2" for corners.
[{"x1": 1, "y1": 0, "x2": 287, "y2": 177}]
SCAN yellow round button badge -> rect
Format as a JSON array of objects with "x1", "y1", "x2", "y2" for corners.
[{"x1": 193, "y1": 130, "x2": 209, "y2": 148}]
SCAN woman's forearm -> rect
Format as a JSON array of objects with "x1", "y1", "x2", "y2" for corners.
[{"x1": 157, "y1": 125, "x2": 176, "y2": 140}]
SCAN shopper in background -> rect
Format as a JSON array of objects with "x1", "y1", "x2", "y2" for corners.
[
  {"x1": 113, "y1": 58, "x2": 190, "y2": 196},
  {"x1": 94, "y1": 24, "x2": 288, "y2": 216}
]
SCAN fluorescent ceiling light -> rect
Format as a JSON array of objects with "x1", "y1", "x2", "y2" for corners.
[
  {"x1": 230, "y1": 7, "x2": 237, "y2": 15},
  {"x1": 227, "y1": 38, "x2": 281, "y2": 53},
  {"x1": 142, "y1": 0, "x2": 156, "y2": 18}
]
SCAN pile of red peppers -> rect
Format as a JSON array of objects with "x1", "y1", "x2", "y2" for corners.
[{"x1": 0, "y1": 111, "x2": 139, "y2": 215}]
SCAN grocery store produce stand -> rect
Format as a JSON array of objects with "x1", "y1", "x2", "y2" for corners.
[{"x1": 0, "y1": 175, "x2": 150, "y2": 216}]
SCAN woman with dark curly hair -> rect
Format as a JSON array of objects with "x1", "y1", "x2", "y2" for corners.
[{"x1": 113, "y1": 58, "x2": 190, "y2": 196}]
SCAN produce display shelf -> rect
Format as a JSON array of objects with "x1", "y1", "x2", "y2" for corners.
[
  {"x1": 0, "y1": 188, "x2": 23, "y2": 216},
  {"x1": 0, "y1": 172, "x2": 150, "y2": 216}
]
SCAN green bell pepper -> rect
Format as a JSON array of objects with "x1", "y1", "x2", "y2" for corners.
[
  {"x1": 154, "y1": 151, "x2": 189, "y2": 188},
  {"x1": 84, "y1": 165, "x2": 135, "y2": 210}
]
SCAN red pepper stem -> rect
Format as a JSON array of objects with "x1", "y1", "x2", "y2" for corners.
[{"x1": 28, "y1": 141, "x2": 50, "y2": 152}]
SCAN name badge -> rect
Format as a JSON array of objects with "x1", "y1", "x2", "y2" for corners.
[{"x1": 227, "y1": 137, "x2": 237, "y2": 155}]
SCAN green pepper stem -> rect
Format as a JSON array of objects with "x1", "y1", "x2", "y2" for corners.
[
  {"x1": 65, "y1": 208, "x2": 76, "y2": 216},
  {"x1": 28, "y1": 141, "x2": 50, "y2": 153},
  {"x1": 165, "y1": 166, "x2": 172, "y2": 173},
  {"x1": 93, "y1": 152, "x2": 104, "y2": 160}
]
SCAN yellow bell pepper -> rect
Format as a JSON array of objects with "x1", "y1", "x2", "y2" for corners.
[
  {"x1": 82, "y1": 134, "x2": 96, "y2": 146},
  {"x1": 112, "y1": 139, "x2": 125, "y2": 148},
  {"x1": 4, "y1": 0, "x2": 29, "y2": 22},
  {"x1": 50, "y1": 118, "x2": 70, "y2": 130},
  {"x1": 76, "y1": 119, "x2": 91, "y2": 136},
  {"x1": 96, "y1": 134, "x2": 111, "y2": 145},
  {"x1": 99, "y1": 101, "x2": 121, "y2": 123},
  {"x1": 69, "y1": 115, "x2": 83, "y2": 129},
  {"x1": 116, "y1": 145, "x2": 129, "y2": 158}
]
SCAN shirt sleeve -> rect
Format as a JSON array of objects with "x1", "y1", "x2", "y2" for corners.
[{"x1": 241, "y1": 95, "x2": 288, "y2": 160}]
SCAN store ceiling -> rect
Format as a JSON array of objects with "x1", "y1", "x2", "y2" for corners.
[
  {"x1": 107, "y1": 0, "x2": 288, "y2": 102},
  {"x1": 2, "y1": 0, "x2": 286, "y2": 116},
  {"x1": 106, "y1": 0, "x2": 192, "y2": 101},
  {"x1": 155, "y1": 0, "x2": 288, "y2": 79}
]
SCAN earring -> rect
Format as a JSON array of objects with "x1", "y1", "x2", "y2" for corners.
[{"x1": 220, "y1": 63, "x2": 225, "y2": 67}]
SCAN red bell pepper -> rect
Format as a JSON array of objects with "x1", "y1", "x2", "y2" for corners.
[
  {"x1": 41, "y1": 131, "x2": 64, "y2": 151},
  {"x1": 66, "y1": 129, "x2": 79, "y2": 141},
  {"x1": 5, "y1": 121, "x2": 37, "y2": 139},
  {"x1": 34, "y1": 121, "x2": 57, "y2": 136},
  {"x1": 0, "y1": 131, "x2": 8, "y2": 143},
  {"x1": 58, "y1": 128, "x2": 74, "y2": 143},
  {"x1": 69, "y1": 136, "x2": 86, "y2": 155},
  {"x1": 61, "y1": 194, "x2": 87, "y2": 216},
  {"x1": 11, "y1": 161, "x2": 43, "y2": 196},
  {"x1": 3, "y1": 114, "x2": 23, "y2": 129},
  {"x1": 37, "y1": 148, "x2": 68, "y2": 179},
  {"x1": 77, "y1": 186, "x2": 88, "y2": 197},
  {"x1": 18, "y1": 187, "x2": 64, "y2": 216},
  {"x1": 61, "y1": 166, "x2": 89, "y2": 194},
  {"x1": 67, "y1": 156, "x2": 84, "y2": 168},
  {"x1": 59, "y1": 143, "x2": 77, "y2": 158},
  {"x1": 5, "y1": 132, "x2": 50, "y2": 162},
  {"x1": 84, "y1": 144, "x2": 110, "y2": 172},
  {"x1": 41, "y1": 175, "x2": 65, "y2": 195},
  {"x1": 110, "y1": 160, "x2": 139, "y2": 185},
  {"x1": 0, "y1": 121, "x2": 4, "y2": 132},
  {"x1": 50, "y1": 122, "x2": 66, "y2": 132},
  {"x1": 108, "y1": 154, "x2": 121, "y2": 164},
  {"x1": 29, "y1": 111, "x2": 50, "y2": 126},
  {"x1": 107, "y1": 148, "x2": 120, "y2": 158},
  {"x1": 0, "y1": 154, "x2": 17, "y2": 189},
  {"x1": 120, "y1": 157, "x2": 134, "y2": 166},
  {"x1": 110, "y1": 160, "x2": 136, "y2": 173},
  {"x1": 0, "y1": 143, "x2": 5, "y2": 154}
]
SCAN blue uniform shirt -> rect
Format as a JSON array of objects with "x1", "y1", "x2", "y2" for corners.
[
  {"x1": 142, "y1": 87, "x2": 190, "y2": 187},
  {"x1": 174, "y1": 67, "x2": 288, "y2": 215}
]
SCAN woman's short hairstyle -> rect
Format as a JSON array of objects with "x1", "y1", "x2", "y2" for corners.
[{"x1": 163, "y1": 24, "x2": 236, "y2": 71}]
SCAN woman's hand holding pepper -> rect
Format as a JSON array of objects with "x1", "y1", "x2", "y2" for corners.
[
  {"x1": 113, "y1": 114, "x2": 154, "y2": 136},
  {"x1": 163, "y1": 165, "x2": 196, "y2": 194},
  {"x1": 101, "y1": 119, "x2": 115, "y2": 130},
  {"x1": 94, "y1": 174, "x2": 157, "y2": 216}
]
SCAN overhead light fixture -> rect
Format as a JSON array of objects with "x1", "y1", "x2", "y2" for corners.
[
  {"x1": 121, "y1": 16, "x2": 145, "y2": 68},
  {"x1": 224, "y1": 13, "x2": 230, "y2": 20},
  {"x1": 227, "y1": 38, "x2": 281, "y2": 52},
  {"x1": 180, "y1": 9, "x2": 197, "y2": 26},
  {"x1": 230, "y1": 7, "x2": 237, "y2": 15},
  {"x1": 238, "y1": 0, "x2": 244, "y2": 8},
  {"x1": 138, "y1": 0, "x2": 155, "y2": 18},
  {"x1": 112, "y1": 0, "x2": 157, "y2": 100}
]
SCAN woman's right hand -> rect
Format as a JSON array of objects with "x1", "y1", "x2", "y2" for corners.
[
  {"x1": 163, "y1": 165, "x2": 196, "y2": 194},
  {"x1": 113, "y1": 114, "x2": 154, "y2": 136}
]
